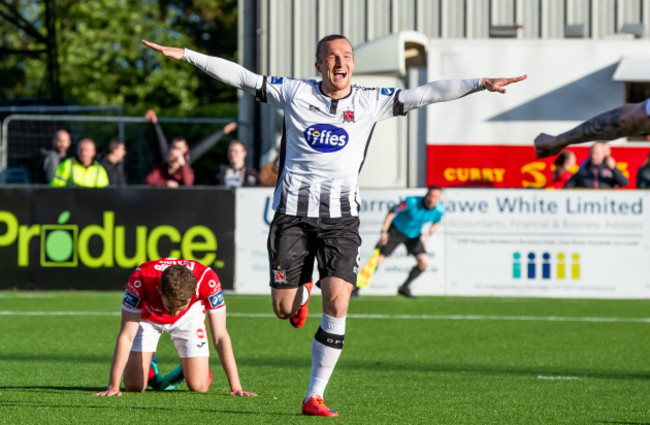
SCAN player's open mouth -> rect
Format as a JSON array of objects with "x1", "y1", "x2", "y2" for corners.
[{"x1": 332, "y1": 70, "x2": 347, "y2": 81}]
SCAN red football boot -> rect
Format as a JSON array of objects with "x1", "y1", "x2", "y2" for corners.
[
  {"x1": 289, "y1": 280, "x2": 313, "y2": 328},
  {"x1": 302, "y1": 396, "x2": 339, "y2": 417}
]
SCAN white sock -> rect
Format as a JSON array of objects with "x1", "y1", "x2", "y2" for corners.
[{"x1": 304, "y1": 313, "x2": 346, "y2": 402}]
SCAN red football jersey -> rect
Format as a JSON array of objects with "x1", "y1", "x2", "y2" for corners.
[{"x1": 121, "y1": 258, "x2": 225, "y2": 325}]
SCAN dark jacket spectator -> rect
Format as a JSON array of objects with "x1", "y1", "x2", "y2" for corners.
[
  {"x1": 40, "y1": 129, "x2": 71, "y2": 183},
  {"x1": 564, "y1": 142, "x2": 628, "y2": 188},
  {"x1": 215, "y1": 140, "x2": 259, "y2": 187},
  {"x1": 637, "y1": 153, "x2": 650, "y2": 189},
  {"x1": 100, "y1": 139, "x2": 127, "y2": 186}
]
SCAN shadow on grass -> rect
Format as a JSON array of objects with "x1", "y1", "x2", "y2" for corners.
[
  {"x1": 594, "y1": 422, "x2": 650, "y2": 425},
  {"x1": 2, "y1": 352, "x2": 648, "y2": 383},
  {"x1": 341, "y1": 359, "x2": 650, "y2": 382},
  {"x1": 0, "y1": 395, "x2": 294, "y2": 417},
  {"x1": 0, "y1": 353, "x2": 110, "y2": 363},
  {"x1": 238, "y1": 357, "x2": 650, "y2": 382}
]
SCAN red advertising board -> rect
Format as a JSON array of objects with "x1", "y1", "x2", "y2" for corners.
[{"x1": 427, "y1": 145, "x2": 650, "y2": 189}]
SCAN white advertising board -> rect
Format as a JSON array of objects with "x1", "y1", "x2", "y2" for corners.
[
  {"x1": 235, "y1": 188, "x2": 650, "y2": 298},
  {"x1": 443, "y1": 189, "x2": 650, "y2": 298}
]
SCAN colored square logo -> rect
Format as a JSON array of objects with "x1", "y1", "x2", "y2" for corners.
[
  {"x1": 123, "y1": 290, "x2": 140, "y2": 309},
  {"x1": 209, "y1": 291, "x2": 225, "y2": 308}
]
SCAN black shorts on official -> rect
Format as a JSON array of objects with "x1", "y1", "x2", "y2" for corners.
[
  {"x1": 378, "y1": 225, "x2": 426, "y2": 257},
  {"x1": 267, "y1": 212, "x2": 361, "y2": 288}
]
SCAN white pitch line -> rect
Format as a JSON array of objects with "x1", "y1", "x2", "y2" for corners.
[
  {"x1": 537, "y1": 375, "x2": 580, "y2": 380},
  {"x1": 340, "y1": 313, "x2": 650, "y2": 323},
  {"x1": 0, "y1": 311, "x2": 648, "y2": 323}
]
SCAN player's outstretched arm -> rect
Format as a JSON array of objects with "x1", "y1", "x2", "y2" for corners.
[
  {"x1": 534, "y1": 101, "x2": 650, "y2": 158},
  {"x1": 399, "y1": 74, "x2": 527, "y2": 111},
  {"x1": 208, "y1": 312, "x2": 258, "y2": 397},
  {"x1": 481, "y1": 75, "x2": 527, "y2": 93},
  {"x1": 92, "y1": 311, "x2": 141, "y2": 396},
  {"x1": 142, "y1": 40, "x2": 184, "y2": 60},
  {"x1": 143, "y1": 40, "x2": 260, "y2": 95}
]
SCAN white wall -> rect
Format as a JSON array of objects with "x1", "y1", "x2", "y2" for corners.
[{"x1": 426, "y1": 39, "x2": 650, "y2": 145}]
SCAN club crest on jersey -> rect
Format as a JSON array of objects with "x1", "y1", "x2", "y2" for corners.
[
  {"x1": 343, "y1": 110, "x2": 355, "y2": 123},
  {"x1": 269, "y1": 76, "x2": 284, "y2": 85},
  {"x1": 273, "y1": 269, "x2": 287, "y2": 284},
  {"x1": 304, "y1": 124, "x2": 349, "y2": 153},
  {"x1": 380, "y1": 88, "x2": 395, "y2": 96}
]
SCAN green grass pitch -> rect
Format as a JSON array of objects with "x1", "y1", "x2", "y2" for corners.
[{"x1": 0, "y1": 291, "x2": 648, "y2": 424}]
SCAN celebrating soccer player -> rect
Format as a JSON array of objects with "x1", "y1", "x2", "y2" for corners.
[{"x1": 143, "y1": 34, "x2": 525, "y2": 416}]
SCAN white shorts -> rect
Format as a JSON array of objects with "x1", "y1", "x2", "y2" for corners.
[{"x1": 132, "y1": 301, "x2": 211, "y2": 358}]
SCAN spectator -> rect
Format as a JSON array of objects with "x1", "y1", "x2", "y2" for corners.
[
  {"x1": 637, "y1": 152, "x2": 650, "y2": 189},
  {"x1": 144, "y1": 109, "x2": 237, "y2": 165},
  {"x1": 41, "y1": 129, "x2": 71, "y2": 183},
  {"x1": 258, "y1": 155, "x2": 280, "y2": 187},
  {"x1": 145, "y1": 146, "x2": 194, "y2": 187},
  {"x1": 550, "y1": 150, "x2": 576, "y2": 189},
  {"x1": 216, "y1": 140, "x2": 259, "y2": 187},
  {"x1": 564, "y1": 141, "x2": 628, "y2": 189},
  {"x1": 100, "y1": 139, "x2": 127, "y2": 187},
  {"x1": 51, "y1": 138, "x2": 109, "y2": 188}
]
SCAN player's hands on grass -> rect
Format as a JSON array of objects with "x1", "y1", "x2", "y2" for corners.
[
  {"x1": 534, "y1": 133, "x2": 564, "y2": 158},
  {"x1": 230, "y1": 389, "x2": 258, "y2": 397},
  {"x1": 92, "y1": 388, "x2": 122, "y2": 397},
  {"x1": 142, "y1": 40, "x2": 185, "y2": 60},
  {"x1": 482, "y1": 75, "x2": 527, "y2": 93}
]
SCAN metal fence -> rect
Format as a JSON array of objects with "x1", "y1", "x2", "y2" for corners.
[{"x1": 0, "y1": 114, "x2": 237, "y2": 185}]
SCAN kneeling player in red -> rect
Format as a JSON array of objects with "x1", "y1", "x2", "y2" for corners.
[{"x1": 93, "y1": 258, "x2": 257, "y2": 397}]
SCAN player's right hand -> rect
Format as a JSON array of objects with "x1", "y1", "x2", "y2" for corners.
[
  {"x1": 142, "y1": 40, "x2": 185, "y2": 60},
  {"x1": 92, "y1": 388, "x2": 123, "y2": 397},
  {"x1": 230, "y1": 389, "x2": 258, "y2": 397}
]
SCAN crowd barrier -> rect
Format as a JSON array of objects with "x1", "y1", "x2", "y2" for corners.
[{"x1": 1, "y1": 186, "x2": 648, "y2": 298}]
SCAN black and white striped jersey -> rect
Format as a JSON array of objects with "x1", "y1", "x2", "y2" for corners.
[
  {"x1": 183, "y1": 48, "x2": 484, "y2": 218},
  {"x1": 258, "y1": 77, "x2": 403, "y2": 218}
]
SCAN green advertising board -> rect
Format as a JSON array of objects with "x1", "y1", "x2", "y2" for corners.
[{"x1": 0, "y1": 187, "x2": 235, "y2": 290}]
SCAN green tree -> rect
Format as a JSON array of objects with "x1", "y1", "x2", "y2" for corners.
[{"x1": 0, "y1": 0, "x2": 239, "y2": 115}]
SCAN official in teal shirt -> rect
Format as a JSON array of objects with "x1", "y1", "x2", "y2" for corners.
[{"x1": 354, "y1": 185, "x2": 444, "y2": 299}]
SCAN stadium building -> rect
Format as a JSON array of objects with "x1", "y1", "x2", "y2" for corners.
[{"x1": 238, "y1": 0, "x2": 650, "y2": 188}]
